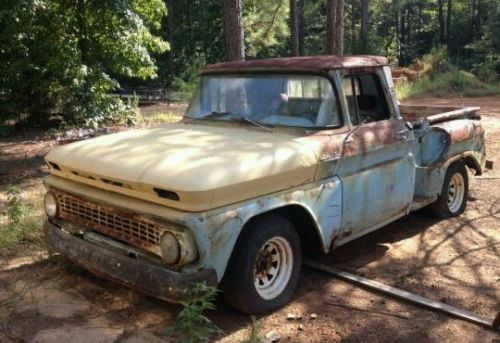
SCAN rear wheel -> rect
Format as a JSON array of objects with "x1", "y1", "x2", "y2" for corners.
[
  {"x1": 222, "y1": 214, "x2": 301, "y2": 314},
  {"x1": 428, "y1": 161, "x2": 469, "y2": 218}
]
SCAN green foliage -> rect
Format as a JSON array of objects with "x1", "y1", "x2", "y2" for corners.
[
  {"x1": 476, "y1": 58, "x2": 500, "y2": 83},
  {"x1": 396, "y1": 69, "x2": 500, "y2": 100},
  {"x1": 166, "y1": 283, "x2": 222, "y2": 343},
  {"x1": 0, "y1": 0, "x2": 168, "y2": 127},
  {"x1": 1, "y1": 186, "x2": 44, "y2": 251},
  {"x1": 7, "y1": 187, "x2": 24, "y2": 227},
  {"x1": 396, "y1": 48, "x2": 500, "y2": 100},
  {"x1": 246, "y1": 316, "x2": 263, "y2": 343},
  {"x1": 244, "y1": 0, "x2": 289, "y2": 57},
  {"x1": 171, "y1": 54, "x2": 207, "y2": 99}
]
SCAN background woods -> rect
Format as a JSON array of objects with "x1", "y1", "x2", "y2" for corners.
[{"x1": 0, "y1": 0, "x2": 499, "y2": 127}]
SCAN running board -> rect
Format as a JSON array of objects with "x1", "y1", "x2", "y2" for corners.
[{"x1": 409, "y1": 196, "x2": 437, "y2": 212}]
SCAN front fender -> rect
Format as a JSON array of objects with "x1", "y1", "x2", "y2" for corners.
[{"x1": 191, "y1": 177, "x2": 342, "y2": 281}]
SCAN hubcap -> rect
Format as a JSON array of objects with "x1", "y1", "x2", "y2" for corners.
[
  {"x1": 447, "y1": 173, "x2": 465, "y2": 213},
  {"x1": 253, "y1": 236, "x2": 293, "y2": 300}
]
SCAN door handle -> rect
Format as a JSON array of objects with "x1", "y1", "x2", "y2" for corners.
[
  {"x1": 394, "y1": 129, "x2": 409, "y2": 140},
  {"x1": 321, "y1": 151, "x2": 341, "y2": 162}
]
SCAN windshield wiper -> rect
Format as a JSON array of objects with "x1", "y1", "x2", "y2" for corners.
[{"x1": 240, "y1": 116, "x2": 273, "y2": 132}]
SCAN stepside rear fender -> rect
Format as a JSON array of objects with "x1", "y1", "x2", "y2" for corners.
[{"x1": 414, "y1": 119, "x2": 485, "y2": 198}]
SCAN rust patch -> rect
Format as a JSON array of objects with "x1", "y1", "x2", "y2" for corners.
[
  {"x1": 435, "y1": 120, "x2": 484, "y2": 144},
  {"x1": 53, "y1": 189, "x2": 166, "y2": 255},
  {"x1": 343, "y1": 120, "x2": 398, "y2": 157},
  {"x1": 201, "y1": 55, "x2": 388, "y2": 74}
]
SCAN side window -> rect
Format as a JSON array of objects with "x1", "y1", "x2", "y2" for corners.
[{"x1": 343, "y1": 73, "x2": 390, "y2": 125}]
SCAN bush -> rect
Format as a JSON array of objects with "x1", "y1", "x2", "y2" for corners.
[
  {"x1": 0, "y1": 0, "x2": 168, "y2": 128},
  {"x1": 395, "y1": 48, "x2": 500, "y2": 100},
  {"x1": 171, "y1": 54, "x2": 207, "y2": 100},
  {"x1": 1, "y1": 186, "x2": 44, "y2": 251},
  {"x1": 476, "y1": 58, "x2": 500, "y2": 83}
]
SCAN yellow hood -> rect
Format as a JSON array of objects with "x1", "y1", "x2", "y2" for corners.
[{"x1": 45, "y1": 122, "x2": 318, "y2": 211}]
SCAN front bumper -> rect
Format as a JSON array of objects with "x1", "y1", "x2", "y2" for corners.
[{"x1": 45, "y1": 221, "x2": 217, "y2": 302}]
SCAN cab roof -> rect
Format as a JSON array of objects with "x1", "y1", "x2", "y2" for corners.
[{"x1": 201, "y1": 55, "x2": 389, "y2": 74}]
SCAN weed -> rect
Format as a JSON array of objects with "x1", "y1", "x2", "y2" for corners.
[
  {"x1": 166, "y1": 282, "x2": 222, "y2": 343},
  {"x1": 246, "y1": 316, "x2": 263, "y2": 343},
  {"x1": 1, "y1": 185, "x2": 45, "y2": 252},
  {"x1": 7, "y1": 187, "x2": 24, "y2": 227}
]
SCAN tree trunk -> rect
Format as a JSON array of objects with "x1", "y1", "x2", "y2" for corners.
[
  {"x1": 222, "y1": 0, "x2": 245, "y2": 61},
  {"x1": 289, "y1": 0, "x2": 300, "y2": 56},
  {"x1": 298, "y1": 0, "x2": 305, "y2": 55},
  {"x1": 350, "y1": 1, "x2": 356, "y2": 52},
  {"x1": 446, "y1": 0, "x2": 453, "y2": 45},
  {"x1": 76, "y1": 0, "x2": 90, "y2": 65},
  {"x1": 406, "y1": 7, "x2": 410, "y2": 44},
  {"x1": 326, "y1": 0, "x2": 344, "y2": 55},
  {"x1": 437, "y1": 0, "x2": 445, "y2": 45},
  {"x1": 360, "y1": 0, "x2": 369, "y2": 53},
  {"x1": 470, "y1": 0, "x2": 476, "y2": 41},
  {"x1": 396, "y1": 9, "x2": 403, "y2": 66},
  {"x1": 166, "y1": 0, "x2": 174, "y2": 74},
  {"x1": 476, "y1": 0, "x2": 482, "y2": 40}
]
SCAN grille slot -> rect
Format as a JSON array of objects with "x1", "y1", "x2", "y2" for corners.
[{"x1": 54, "y1": 190, "x2": 165, "y2": 254}]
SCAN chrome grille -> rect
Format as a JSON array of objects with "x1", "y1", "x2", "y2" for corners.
[{"x1": 54, "y1": 190, "x2": 165, "y2": 254}]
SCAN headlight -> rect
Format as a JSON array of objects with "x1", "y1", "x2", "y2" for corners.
[
  {"x1": 160, "y1": 231, "x2": 180, "y2": 265},
  {"x1": 44, "y1": 192, "x2": 58, "y2": 219}
]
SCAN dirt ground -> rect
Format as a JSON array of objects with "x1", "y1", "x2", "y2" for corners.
[{"x1": 0, "y1": 97, "x2": 499, "y2": 342}]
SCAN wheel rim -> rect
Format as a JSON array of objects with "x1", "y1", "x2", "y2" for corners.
[
  {"x1": 253, "y1": 236, "x2": 293, "y2": 300},
  {"x1": 447, "y1": 172, "x2": 465, "y2": 213}
]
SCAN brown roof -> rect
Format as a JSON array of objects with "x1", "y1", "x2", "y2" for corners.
[{"x1": 201, "y1": 55, "x2": 388, "y2": 74}]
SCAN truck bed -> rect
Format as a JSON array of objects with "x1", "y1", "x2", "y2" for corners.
[{"x1": 400, "y1": 105, "x2": 480, "y2": 125}]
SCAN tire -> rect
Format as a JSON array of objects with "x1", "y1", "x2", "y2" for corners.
[
  {"x1": 222, "y1": 214, "x2": 301, "y2": 314},
  {"x1": 428, "y1": 160, "x2": 469, "y2": 218}
]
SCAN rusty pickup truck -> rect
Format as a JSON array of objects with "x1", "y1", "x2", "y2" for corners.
[{"x1": 43, "y1": 56, "x2": 486, "y2": 314}]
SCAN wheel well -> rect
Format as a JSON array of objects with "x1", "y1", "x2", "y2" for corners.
[
  {"x1": 463, "y1": 156, "x2": 482, "y2": 175},
  {"x1": 242, "y1": 205, "x2": 324, "y2": 256}
]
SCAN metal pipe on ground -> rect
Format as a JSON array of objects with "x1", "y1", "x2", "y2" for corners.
[{"x1": 304, "y1": 260, "x2": 500, "y2": 331}]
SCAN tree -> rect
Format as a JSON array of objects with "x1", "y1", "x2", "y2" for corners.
[
  {"x1": 326, "y1": 0, "x2": 344, "y2": 55},
  {"x1": 360, "y1": 0, "x2": 369, "y2": 53},
  {"x1": 244, "y1": 0, "x2": 289, "y2": 57},
  {"x1": 438, "y1": 0, "x2": 446, "y2": 44},
  {"x1": 290, "y1": 0, "x2": 300, "y2": 56},
  {"x1": 0, "y1": 0, "x2": 168, "y2": 126},
  {"x1": 222, "y1": 0, "x2": 245, "y2": 61}
]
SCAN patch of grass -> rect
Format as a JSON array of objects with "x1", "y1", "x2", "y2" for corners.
[
  {"x1": 396, "y1": 69, "x2": 500, "y2": 100},
  {"x1": 166, "y1": 282, "x2": 222, "y2": 343},
  {"x1": 395, "y1": 48, "x2": 500, "y2": 100},
  {"x1": 0, "y1": 184, "x2": 45, "y2": 253},
  {"x1": 138, "y1": 112, "x2": 181, "y2": 126}
]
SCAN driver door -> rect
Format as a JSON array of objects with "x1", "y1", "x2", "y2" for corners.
[{"x1": 338, "y1": 71, "x2": 415, "y2": 240}]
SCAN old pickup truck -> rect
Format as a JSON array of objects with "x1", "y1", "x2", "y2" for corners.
[{"x1": 43, "y1": 56, "x2": 486, "y2": 314}]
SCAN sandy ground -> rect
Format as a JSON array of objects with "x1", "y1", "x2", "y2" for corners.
[{"x1": 0, "y1": 96, "x2": 499, "y2": 342}]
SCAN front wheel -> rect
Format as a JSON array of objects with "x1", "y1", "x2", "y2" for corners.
[
  {"x1": 222, "y1": 214, "x2": 301, "y2": 314},
  {"x1": 428, "y1": 160, "x2": 469, "y2": 218}
]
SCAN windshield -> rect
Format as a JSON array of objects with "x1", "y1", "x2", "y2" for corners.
[{"x1": 185, "y1": 74, "x2": 342, "y2": 129}]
